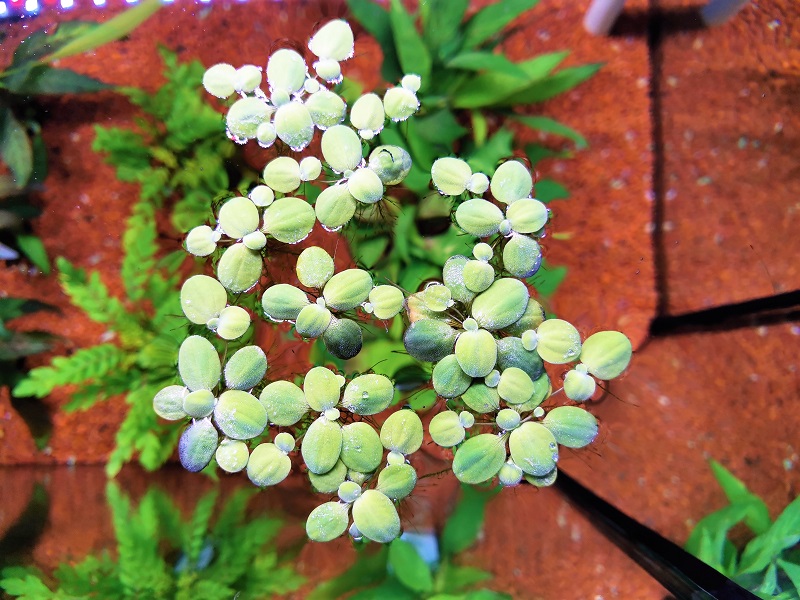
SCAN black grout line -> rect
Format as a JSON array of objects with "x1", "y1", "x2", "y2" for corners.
[
  {"x1": 649, "y1": 290, "x2": 800, "y2": 337},
  {"x1": 647, "y1": 0, "x2": 670, "y2": 319}
]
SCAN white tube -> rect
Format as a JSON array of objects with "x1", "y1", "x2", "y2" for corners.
[{"x1": 583, "y1": 0, "x2": 627, "y2": 36}]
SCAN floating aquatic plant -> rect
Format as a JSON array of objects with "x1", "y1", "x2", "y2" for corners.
[{"x1": 156, "y1": 18, "x2": 632, "y2": 544}]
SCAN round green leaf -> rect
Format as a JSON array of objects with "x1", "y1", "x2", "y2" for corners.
[
  {"x1": 306, "y1": 89, "x2": 347, "y2": 129},
  {"x1": 214, "y1": 390, "x2": 267, "y2": 440},
  {"x1": 455, "y1": 199, "x2": 503, "y2": 237},
  {"x1": 563, "y1": 369, "x2": 596, "y2": 402},
  {"x1": 304, "y1": 366, "x2": 342, "y2": 412},
  {"x1": 178, "y1": 335, "x2": 221, "y2": 392},
  {"x1": 340, "y1": 421, "x2": 383, "y2": 473},
  {"x1": 497, "y1": 367, "x2": 535, "y2": 405},
  {"x1": 297, "y1": 246, "x2": 335, "y2": 289},
  {"x1": 471, "y1": 278, "x2": 529, "y2": 331},
  {"x1": 179, "y1": 418, "x2": 218, "y2": 473},
  {"x1": 260, "y1": 380, "x2": 309, "y2": 426},
  {"x1": 217, "y1": 243, "x2": 262, "y2": 293},
  {"x1": 315, "y1": 184, "x2": 357, "y2": 230},
  {"x1": 215, "y1": 305, "x2": 251, "y2": 340},
  {"x1": 403, "y1": 318, "x2": 457, "y2": 363},
  {"x1": 543, "y1": 405, "x2": 599, "y2": 448},
  {"x1": 380, "y1": 409, "x2": 423, "y2": 455},
  {"x1": 431, "y1": 157, "x2": 472, "y2": 196},
  {"x1": 219, "y1": 196, "x2": 260, "y2": 239},
  {"x1": 429, "y1": 410, "x2": 465, "y2": 447},
  {"x1": 295, "y1": 303, "x2": 332, "y2": 339},
  {"x1": 216, "y1": 438, "x2": 249, "y2": 473},
  {"x1": 341, "y1": 374, "x2": 394, "y2": 415},
  {"x1": 352, "y1": 489, "x2": 400, "y2": 543},
  {"x1": 247, "y1": 442, "x2": 292, "y2": 487},
  {"x1": 153, "y1": 385, "x2": 188, "y2": 421},
  {"x1": 308, "y1": 459, "x2": 348, "y2": 493},
  {"x1": 490, "y1": 160, "x2": 532, "y2": 204},
  {"x1": 377, "y1": 463, "x2": 417, "y2": 500},
  {"x1": 322, "y1": 268, "x2": 373, "y2": 311},
  {"x1": 496, "y1": 336, "x2": 544, "y2": 381},
  {"x1": 261, "y1": 283, "x2": 310, "y2": 322},
  {"x1": 226, "y1": 97, "x2": 271, "y2": 140},
  {"x1": 224, "y1": 345, "x2": 268, "y2": 390},
  {"x1": 455, "y1": 328, "x2": 497, "y2": 378},
  {"x1": 274, "y1": 101, "x2": 314, "y2": 151},
  {"x1": 262, "y1": 197, "x2": 316, "y2": 244},
  {"x1": 509, "y1": 422, "x2": 558, "y2": 476},
  {"x1": 263, "y1": 156, "x2": 302, "y2": 193},
  {"x1": 301, "y1": 416, "x2": 343, "y2": 475},
  {"x1": 266, "y1": 48, "x2": 307, "y2": 93},
  {"x1": 503, "y1": 234, "x2": 542, "y2": 278},
  {"x1": 322, "y1": 317, "x2": 363, "y2": 360},
  {"x1": 368, "y1": 145, "x2": 412, "y2": 185},
  {"x1": 579, "y1": 331, "x2": 633, "y2": 380},
  {"x1": 461, "y1": 382, "x2": 501, "y2": 414},
  {"x1": 306, "y1": 501, "x2": 350, "y2": 542},
  {"x1": 181, "y1": 275, "x2": 227, "y2": 325},
  {"x1": 452, "y1": 433, "x2": 506, "y2": 484},
  {"x1": 321, "y1": 125, "x2": 362, "y2": 173},
  {"x1": 506, "y1": 198, "x2": 548, "y2": 233},
  {"x1": 536, "y1": 319, "x2": 582, "y2": 364},
  {"x1": 432, "y1": 354, "x2": 472, "y2": 399}
]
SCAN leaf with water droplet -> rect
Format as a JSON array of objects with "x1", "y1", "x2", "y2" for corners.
[
  {"x1": 214, "y1": 389, "x2": 267, "y2": 440},
  {"x1": 509, "y1": 422, "x2": 558, "y2": 477},
  {"x1": 452, "y1": 433, "x2": 506, "y2": 484},
  {"x1": 352, "y1": 489, "x2": 400, "y2": 543},
  {"x1": 340, "y1": 421, "x2": 383, "y2": 473},
  {"x1": 579, "y1": 330, "x2": 632, "y2": 380},
  {"x1": 543, "y1": 405, "x2": 598, "y2": 448},
  {"x1": 247, "y1": 442, "x2": 292, "y2": 487},
  {"x1": 178, "y1": 335, "x2": 221, "y2": 392}
]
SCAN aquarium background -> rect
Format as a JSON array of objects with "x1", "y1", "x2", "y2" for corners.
[{"x1": 0, "y1": 0, "x2": 798, "y2": 598}]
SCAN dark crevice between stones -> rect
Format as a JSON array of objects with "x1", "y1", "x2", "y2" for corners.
[
  {"x1": 556, "y1": 470, "x2": 759, "y2": 600},
  {"x1": 649, "y1": 290, "x2": 800, "y2": 337},
  {"x1": 646, "y1": 0, "x2": 670, "y2": 318}
]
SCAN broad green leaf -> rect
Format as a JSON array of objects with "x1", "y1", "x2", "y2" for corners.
[
  {"x1": 447, "y1": 51, "x2": 529, "y2": 78},
  {"x1": 5, "y1": 65, "x2": 110, "y2": 95},
  {"x1": 308, "y1": 546, "x2": 389, "y2": 599},
  {"x1": 461, "y1": 0, "x2": 539, "y2": 50},
  {"x1": 451, "y1": 52, "x2": 570, "y2": 109},
  {"x1": 501, "y1": 63, "x2": 603, "y2": 105},
  {"x1": 421, "y1": 0, "x2": 468, "y2": 59},
  {"x1": 709, "y1": 459, "x2": 771, "y2": 535},
  {"x1": 441, "y1": 484, "x2": 499, "y2": 557},
  {"x1": 0, "y1": 108, "x2": 32, "y2": 185},
  {"x1": 739, "y1": 495, "x2": 800, "y2": 575},
  {"x1": 389, "y1": 0, "x2": 431, "y2": 89},
  {"x1": 388, "y1": 539, "x2": 433, "y2": 593},
  {"x1": 528, "y1": 261, "x2": 567, "y2": 298},
  {"x1": 776, "y1": 559, "x2": 800, "y2": 593},
  {"x1": 534, "y1": 179, "x2": 570, "y2": 203},
  {"x1": 11, "y1": 22, "x2": 98, "y2": 66},
  {"x1": 464, "y1": 128, "x2": 513, "y2": 175},
  {"x1": 46, "y1": 0, "x2": 162, "y2": 62},
  {"x1": 15, "y1": 233, "x2": 49, "y2": 273},
  {"x1": 349, "y1": 577, "x2": 417, "y2": 599},
  {"x1": 511, "y1": 115, "x2": 588, "y2": 149},
  {"x1": 685, "y1": 503, "x2": 753, "y2": 574},
  {"x1": 526, "y1": 143, "x2": 571, "y2": 166},
  {"x1": 436, "y1": 563, "x2": 493, "y2": 593},
  {"x1": 346, "y1": 0, "x2": 403, "y2": 82}
]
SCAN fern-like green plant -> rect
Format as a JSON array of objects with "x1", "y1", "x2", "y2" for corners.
[
  {"x1": 92, "y1": 47, "x2": 255, "y2": 233},
  {"x1": 11, "y1": 199, "x2": 202, "y2": 475},
  {"x1": 0, "y1": 483, "x2": 303, "y2": 599},
  {"x1": 686, "y1": 460, "x2": 800, "y2": 599},
  {"x1": 11, "y1": 48, "x2": 257, "y2": 474}
]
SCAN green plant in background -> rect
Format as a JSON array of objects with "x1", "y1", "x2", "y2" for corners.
[
  {"x1": 12, "y1": 202, "x2": 196, "y2": 476},
  {"x1": 343, "y1": 0, "x2": 595, "y2": 294},
  {"x1": 158, "y1": 18, "x2": 633, "y2": 546},
  {"x1": 0, "y1": 0, "x2": 162, "y2": 270},
  {"x1": 309, "y1": 485, "x2": 507, "y2": 599},
  {"x1": 686, "y1": 459, "x2": 800, "y2": 599},
  {"x1": 0, "y1": 484, "x2": 303, "y2": 599},
  {"x1": 11, "y1": 44, "x2": 254, "y2": 474},
  {"x1": 93, "y1": 47, "x2": 249, "y2": 233}
]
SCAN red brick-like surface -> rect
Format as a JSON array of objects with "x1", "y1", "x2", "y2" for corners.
[
  {"x1": 657, "y1": 0, "x2": 800, "y2": 314},
  {"x1": 1, "y1": 1, "x2": 799, "y2": 598}
]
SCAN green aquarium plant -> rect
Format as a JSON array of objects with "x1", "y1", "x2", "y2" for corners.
[
  {"x1": 92, "y1": 47, "x2": 246, "y2": 234},
  {"x1": 342, "y1": 0, "x2": 595, "y2": 295},
  {"x1": 0, "y1": 0, "x2": 162, "y2": 271},
  {"x1": 0, "y1": 484, "x2": 303, "y2": 599},
  {"x1": 11, "y1": 46, "x2": 255, "y2": 473},
  {"x1": 686, "y1": 460, "x2": 800, "y2": 599},
  {"x1": 309, "y1": 485, "x2": 507, "y2": 599},
  {"x1": 156, "y1": 18, "x2": 633, "y2": 545},
  {"x1": 12, "y1": 202, "x2": 194, "y2": 476}
]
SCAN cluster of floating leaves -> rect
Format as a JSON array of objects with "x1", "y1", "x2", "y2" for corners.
[
  {"x1": 411, "y1": 156, "x2": 633, "y2": 486},
  {"x1": 154, "y1": 19, "x2": 633, "y2": 545}
]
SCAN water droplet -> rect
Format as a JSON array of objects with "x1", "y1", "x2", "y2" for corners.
[{"x1": 361, "y1": 391, "x2": 369, "y2": 399}]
